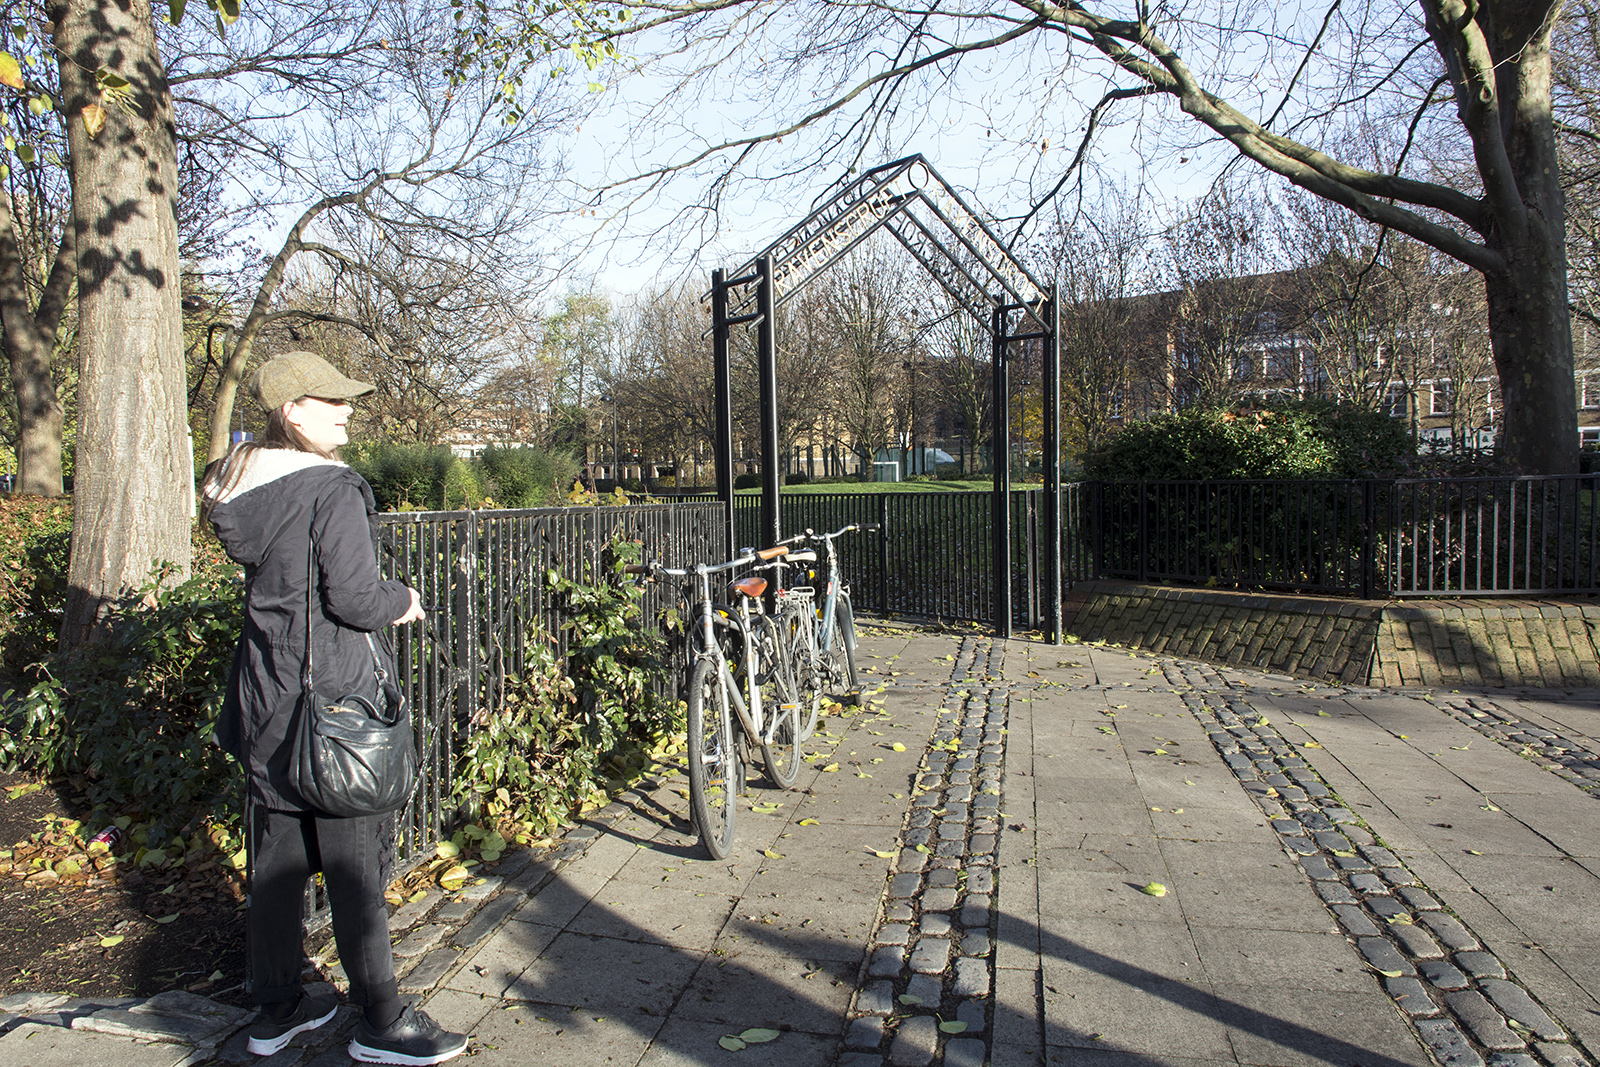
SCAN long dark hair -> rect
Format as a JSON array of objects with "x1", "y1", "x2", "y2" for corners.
[{"x1": 200, "y1": 401, "x2": 339, "y2": 522}]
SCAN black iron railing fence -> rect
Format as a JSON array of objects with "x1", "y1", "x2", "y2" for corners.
[
  {"x1": 370, "y1": 502, "x2": 725, "y2": 870},
  {"x1": 360, "y1": 477, "x2": 1600, "y2": 878},
  {"x1": 1387, "y1": 476, "x2": 1600, "y2": 596},
  {"x1": 671, "y1": 476, "x2": 1600, "y2": 622}
]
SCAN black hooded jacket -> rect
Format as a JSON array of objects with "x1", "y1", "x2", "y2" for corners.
[{"x1": 206, "y1": 449, "x2": 411, "y2": 812}]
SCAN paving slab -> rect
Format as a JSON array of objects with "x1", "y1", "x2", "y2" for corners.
[
  {"x1": 0, "y1": 1022, "x2": 195, "y2": 1066},
  {"x1": 15, "y1": 624, "x2": 1600, "y2": 1067}
]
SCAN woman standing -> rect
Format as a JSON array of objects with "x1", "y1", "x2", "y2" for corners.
[{"x1": 203, "y1": 351, "x2": 468, "y2": 1065}]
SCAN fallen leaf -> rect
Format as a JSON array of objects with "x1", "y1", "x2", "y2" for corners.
[
  {"x1": 99, "y1": 935, "x2": 124, "y2": 948},
  {"x1": 719, "y1": 1036, "x2": 747, "y2": 1051},
  {"x1": 740, "y1": 1028, "x2": 780, "y2": 1043},
  {"x1": 1140, "y1": 882, "x2": 1167, "y2": 897},
  {"x1": 939, "y1": 1020, "x2": 968, "y2": 1034},
  {"x1": 898, "y1": 994, "x2": 922, "y2": 1005}
]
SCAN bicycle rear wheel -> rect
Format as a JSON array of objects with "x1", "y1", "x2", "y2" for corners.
[
  {"x1": 784, "y1": 606, "x2": 823, "y2": 742},
  {"x1": 756, "y1": 616, "x2": 803, "y2": 790},
  {"x1": 685, "y1": 656, "x2": 737, "y2": 858}
]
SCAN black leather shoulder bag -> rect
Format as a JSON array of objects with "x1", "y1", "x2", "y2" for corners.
[{"x1": 289, "y1": 536, "x2": 416, "y2": 818}]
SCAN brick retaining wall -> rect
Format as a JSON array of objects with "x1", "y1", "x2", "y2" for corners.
[{"x1": 1063, "y1": 581, "x2": 1600, "y2": 689}]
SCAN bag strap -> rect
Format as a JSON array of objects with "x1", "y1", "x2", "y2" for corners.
[
  {"x1": 301, "y1": 523, "x2": 387, "y2": 698},
  {"x1": 302, "y1": 534, "x2": 317, "y2": 696}
]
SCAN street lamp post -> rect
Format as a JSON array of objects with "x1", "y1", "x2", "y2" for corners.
[{"x1": 599, "y1": 392, "x2": 619, "y2": 482}]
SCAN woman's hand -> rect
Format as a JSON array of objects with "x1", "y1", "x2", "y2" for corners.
[{"x1": 393, "y1": 587, "x2": 425, "y2": 625}]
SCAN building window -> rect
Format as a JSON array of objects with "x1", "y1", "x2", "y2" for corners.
[
  {"x1": 1583, "y1": 374, "x2": 1600, "y2": 409},
  {"x1": 1583, "y1": 427, "x2": 1600, "y2": 449},
  {"x1": 1431, "y1": 380, "x2": 1453, "y2": 415},
  {"x1": 1233, "y1": 354, "x2": 1254, "y2": 380},
  {"x1": 1383, "y1": 386, "x2": 1408, "y2": 418}
]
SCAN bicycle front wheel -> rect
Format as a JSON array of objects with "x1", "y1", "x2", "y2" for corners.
[
  {"x1": 686, "y1": 657, "x2": 737, "y2": 859},
  {"x1": 824, "y1": 595, "x2": 860, "y2": 705},
  {"x1": 756, "y1": 616, "x2": 803, "y2": 790}
]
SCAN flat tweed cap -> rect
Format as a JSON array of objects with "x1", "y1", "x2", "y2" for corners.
[{"x1": 249, "y1": 351, "x2": 376, "y2": 411}]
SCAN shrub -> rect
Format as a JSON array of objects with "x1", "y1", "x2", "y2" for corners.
[
  {"x1": 345, "y1": 442, "x2": 484, "y2": 511},
  {"x1": 786, "y1": 471, "x2": 811, "y2": 485},
  {"x1": 0, "y1": 562, "x2": 245, "y2": 849},
  {"x1": 476, "y1": 445, "x2": 579, "y2": 509},
  {"x1": 1082, "y1": 398, "x2": 1415, "y2": 480},
  {"x1": 451, "y1": 539, "x2": 675, "y2": 835},
  {"x1": 733, "y1": 472, "x2": 763, "y2": 490}
]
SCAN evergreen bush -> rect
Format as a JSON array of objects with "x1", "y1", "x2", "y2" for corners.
[
  {"x1": 344, "y1": 442, "x2": 485, "y2": 511},
  {"x1": 476, "y1": 445, "x2": 578, "y2": 509},
  {"x1": 1081, "y1": 399, "x2": 1415, "y2": 480}
]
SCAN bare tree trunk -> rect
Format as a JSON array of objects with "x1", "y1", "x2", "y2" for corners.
[
  {"x1": 1486, "y1": 247, "x2": 1575, "y2": 473},
  {"x1": 52, "y1": 0, "x2": 192, "y2": 648},
  {"x1": 0, "y1": 189, "x2": 74, "y2": 497},
  {"x1": 1477, "y1": 17, "x2": 1576, "y2": 474}
]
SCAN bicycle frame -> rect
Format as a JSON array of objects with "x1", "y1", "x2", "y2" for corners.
[
  {"x1": 811, "y1": 526, "x2": 862, "y2": 659},
  {"x1": 686, "y1": 563, "x2": 774, "y2": 748}
]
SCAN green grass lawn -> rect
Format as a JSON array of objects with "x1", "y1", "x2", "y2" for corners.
[{"x1": 733, "y1": 478, "x2": 1038, "y2": 494}]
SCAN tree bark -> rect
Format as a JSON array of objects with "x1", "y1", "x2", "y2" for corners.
[
  {"x1": 51, "y1": 0, "x2": 192, "y2": 648},
  {"x1": 0, "y1": 189, "x2": 73, "y2": 497},
  {"x1": 1472, "y1": 1, "x2": 1577, "y2": 474}
]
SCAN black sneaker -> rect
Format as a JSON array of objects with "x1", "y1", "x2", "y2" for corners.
[
  {"x1": 348, "y1": 1004, "x2": 468, "y2": 1065},
  {"x1": 246, "y1": 992, "x2": 338, "y2": 1056}
]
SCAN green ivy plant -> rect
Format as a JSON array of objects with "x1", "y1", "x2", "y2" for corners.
[{"x1": 453, "y1": 538, "x2": 678, "y2": 839}]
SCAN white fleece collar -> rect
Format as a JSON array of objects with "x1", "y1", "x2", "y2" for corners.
[{"x1": 206, "y1": 448, "x2": 346, "y2": 504}]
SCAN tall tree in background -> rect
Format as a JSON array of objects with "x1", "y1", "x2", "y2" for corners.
[
  {"x1": 819, "y1": 249, "x2": 912, "y2": 476},
  {"x1": 613, "y1": 281, "x2": 713, "y2": 482},
  {"x1": 1037, "y1": 184, "x2": 1154, "y2": 460},
  {"x1": 922, "y1": 304, "x2": 991, "y2": 475},
  {"x1": 197, "y1": 0, "x2": 569, "y2": 463},
  {"x1": 1157, "y1": 184, "x2": 1284, "y2": 410}
]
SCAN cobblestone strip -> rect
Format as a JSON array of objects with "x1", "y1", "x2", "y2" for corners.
[
  {"x1": 844, "y1": 635, "x2": 1008, "y2": 1067},
  {"x1": 1166, "y1": 663, "x2": 1595, "y2": 1067},
  {"x1": 1432, "y1": 695, "x2": 1600, "y2": 799}
]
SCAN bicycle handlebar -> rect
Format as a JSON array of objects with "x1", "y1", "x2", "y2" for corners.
[{"x1": 805, "y1": 522, "x2": 881, "y2": 541}]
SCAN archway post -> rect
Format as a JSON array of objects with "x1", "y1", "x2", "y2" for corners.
[
  {"x1": 711, "y1": 267, "x2": 737, "y2": 561},
  {"x1": 991, "y1": 298, "x2": 1012, "y2": 638},
  {"x1": 1043, "y1": 282, "x2": 1062, "y2": 644},
  {"x1": 757, "y1": 255, "x2": 781, "y2": 551}
]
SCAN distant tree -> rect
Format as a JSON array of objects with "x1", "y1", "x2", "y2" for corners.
[
  {"x1": 817, "y1": 248, "x2": 913, "y2": 476},
  {"x1": 1158, "y1": 184, "x2": 1286, "y2": 410},
  {"x1": 459, "y1": 0, "x2": 1580, "y2": 473},
  {"x1": 1036, "y1": 183, "x2": 1156, "y2": 462}
]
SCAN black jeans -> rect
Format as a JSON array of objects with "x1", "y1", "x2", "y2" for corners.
[{"x1": 248, "y1": 805, "x2": 398, "y2": 1009}]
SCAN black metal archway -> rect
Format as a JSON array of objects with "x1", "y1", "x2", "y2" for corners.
[{"x1": 708, "y1": 154, "x2": 1062, "y2": 640}]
